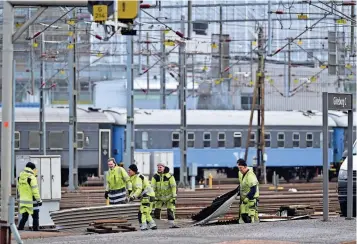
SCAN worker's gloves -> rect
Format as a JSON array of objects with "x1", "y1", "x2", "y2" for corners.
[
  {"x1": 104, "y1": 191, "x2": 109, "y2": 199},
  {"x1": 37, "y1": 201, "x2": 42, "y2": 207},
  {"x1": 170, "y1": 198, "x2": 176, "y2": 205},
  {"x1": 128, "y1": 190, "x2": 132, "y2": 196},
  {"x1": 128, "y1": 196, "x2": 135, "y2": 202},
  {"x1": 242, "y1": 198, "x2": 249, "y2": 204}
]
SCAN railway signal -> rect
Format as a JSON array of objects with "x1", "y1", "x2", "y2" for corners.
[{"x1": 87, "y1": 0, "x2": 115, "y2": 23}]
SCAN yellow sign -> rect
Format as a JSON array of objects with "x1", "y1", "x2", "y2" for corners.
[
  {"x1": 118, "y1": 0, "x2": 138, "y2": 20},
  {"x1": 346, "y1": 64, "x2": 352, "y2": 69},
  {"x1": 336, "y1": 18, "x2": 347, "y2": 24},
  {"x1": 33, "y1": 42, "x2": 38, "y2": 48},
  {"x1": 293, "y1": 79, "x2": 299, "y2": 84},
  {"x1": 211, "y1": 43, "x2": 218, "y2": 49},
  {"x1": 310, "y1": 76, "x2": 317, "y2": 82},
  {"x1": 320, "y1": 65, "x2": 327, "y2": 69},
  {"x1": 164, "y1": 40, "x2": 175, "y2": 46},
  {"x1": 297, "y1": 14, "x2": 308, "y2": 20},
  {"x1": 297, "y1": 39, "x2": 303, "y2": 45},
  {"x1": 93, "y1": 5, "x2": 108, "y2": 22}
]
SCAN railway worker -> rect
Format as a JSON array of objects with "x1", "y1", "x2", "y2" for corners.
[
  {"x1": 104, "y1": 158, "x2": 132, "y2": 205},
  {"x1": 127, "y1": 164, "x2": 157, "y2": 231},
  {"x1": 152, "y1": 164, "x2": 179, "y2": 228},
  {"x1": 17, "y1": 162, "x2": 42, "y2": 231},
  {"x1": 237, "y1": 158, "x2": 260, "y2": 224}
]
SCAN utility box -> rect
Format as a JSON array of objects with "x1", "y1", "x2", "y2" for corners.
[
  {"x1": 150, "y1": 151, "x2": 174, "y2": 176},
  {"x1": 134, "y1": 152, "x2": 151, "y2": 177},
  {"x1": 16, "y1": 155, "x2": 61, "y2": 228}
]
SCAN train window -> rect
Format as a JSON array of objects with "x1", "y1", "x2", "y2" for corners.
[
  {"x1": 77, "y1": 132, "x2": 84, "y2": 149},
  {"x1": 187, "y1": 132, "x2": 195, "y2": 148},
  {"x1": 233, "y1": 132, "x2": 242, "y2": 147},
  {"x1": 28, "y1": 131, "x2": 40, "y2": 149},
  {"x1": 172, "y1": 132, "x2": 180, "y2": 148},
  {"x1": 142, "y1": 132, "x2": 149, "y2": 149},
  {"x1": 203, "y1": 132, "x2": 211, "y2": 148},
  {"x1": 249, "y1": 132, "x2": 255, "y2": 147},
  {"x1": 14, "y1": 131, "x2": 20, "y2": 150},
  {"x1": 218, "y1": 132, "x2": 225, "y2": 148},
  {"x1": 49, "y1": 131, "x2": 64, "y2": 149},
  {"x1": 264, "y1": 133, "x2": 271, "y2": 147},
  {"x1": 277, "y1": 132, "x2": 285, "y2": 147},
  {"x1": 306, "y1": 133, "x2": 313, "y2": 148},
  {"x1": 293, "y1": 133, "x2": 300, "y2": 147}
]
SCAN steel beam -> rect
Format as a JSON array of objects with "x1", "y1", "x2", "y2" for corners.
[
  {"x1": 9, "y1": 0, "x2": 88, "y2": 7},
  {"x1": 12, "y1": 7, "x2": 47, "y2": 42}
]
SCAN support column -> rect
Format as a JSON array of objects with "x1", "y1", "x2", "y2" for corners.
[
  {"x1": 39, "y1": 32, "x2": 47, "y2": 155},
  {"x1": 160, "y1": 29, "x2": 166, "y2": 109},
  {"x1": 68, "y1": 10, "x2": 78, "y2": 191},
  {"x1": 125, "y1": 35, "x2": 135, "y2": 169},
  {"x1": 1, "y1": 1, "x2": 14, "y2": 240}
]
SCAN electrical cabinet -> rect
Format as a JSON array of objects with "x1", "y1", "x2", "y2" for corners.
[
  {"x1": 150, "y1": 151, "x2": 174, "y2": 175},
  {"x1": 134, "y1": 152, "x2": 151, "y2": 176},
  {"x1": 16, "y1": 155, "x2": 62, "y2": 227}
]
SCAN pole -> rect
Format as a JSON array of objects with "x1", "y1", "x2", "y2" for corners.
[
  {"x1": 160, "y1": 29, "x2": 166, "y2": 109},
  {"x1": 179, "y1": 15, "x2": 188, "y2": 187},
  {"x1": 11, "y1": 60, "x2": 16, "y2": 186},
  {"x1": 267, "y1": 0, "x2": 272, "y2": 55},
  {"x1": 125, "y1": 35, "x2": 135, "y2": 169},
  {"x1": 188, "y1": 0, "x2": 192, "y2": 39},
  {"x1": 288, "y1": 39, "x2": 291, "y2": 96},
  {"x1": 256, "y1": 26, "x2": 265, "y2": 181},
  {"x1": 138, "y1": 4, "x2": 142, "y2": 73},
  {"x1": 1, "y1": 0, "x2": 14, "y2": 236},
  {"x1": 346, "y1": 109, "x2": 353, "y2": 219},
  {"x1": 250, "y1": 43, "x2": 253, "y2": 83},
  {"x1": 39, "y1": 32, "x2": 46, "y2": 155},
  {"x1": 284, "y1": 52, "x2": 288, "y2": 96},
  {"x1": 350, "y1": 5, "x2": 355, "y2": 56},
  {"x1": 322, "y1": 92, "x2": 329, "y2": 221},
  {"x1": 28, "y1": 8, "x2": 35, "y2": 100},
  {"x1": 146, "y1": 32, "x2": 150, "y2": 95},
  {"x1": 68, "y1": 10, "x2": 78, "y2": 191},
  {"x1": 219, "y1": 4, "x2": 223, "y2": 78}
]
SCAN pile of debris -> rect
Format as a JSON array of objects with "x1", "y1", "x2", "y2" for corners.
[{"x1": 87, "y1": 219, "x2": 137, "y2": 234}]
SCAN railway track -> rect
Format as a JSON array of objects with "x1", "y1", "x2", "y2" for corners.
[{"x1": 0, "y1": 183, "x2": 340, "y2": 220}]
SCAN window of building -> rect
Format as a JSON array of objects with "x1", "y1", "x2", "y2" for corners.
[
  {"x1": 172, "y1": 132, "x2": 180, "y2": 148},
  {"x1": 277, "y1": 132, "x2": 285, "y2": 148},
  {"x1": 28, "y1": 131, "x2": 40, "y2": 149},
  {"x1": 306, "y1": 132, "x2": 313, "y2": 148},
  {"x1": 293, "y1": 133, "x2": 300, "y2": 147},
  {"x1": 49, "y1": 131, "x2": 64, "y2": 149},
  {"x1": 77, "y1": 132, "x2": 84, "y2": 149},
  {"x1": 203, "y1": 132, "x2": 211, "y2": 148},
  {"x1": 264, "y1": 133, "x2": 271, "y2": 147},
  {"x1": 14, "y1": 131, "x2": 20, "y2": 149},
  {"x1": 142, "y1": 131, "x2": 149, "y2": 149},
  {"x1": 187, "y1": 132, "x2": 195, "y2": 148},
  {"x1": 233, "y1": 132, "x2": 242, "y2": 147},
  {"x1": 218, "y1": 132, "x2": 226, "y2": 148},
  {"x1": 249, "y1": 132, "x2": 255, "y2": 147}
]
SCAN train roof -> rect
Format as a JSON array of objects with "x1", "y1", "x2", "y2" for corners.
[
  {"x1": 327, "y1": 111, "x2": 357, "y2": 127},
  {"x1": 104, "y1": 109, "x2": 338, "y2": 127},
  {"x1": 0, "y1": 107, "x2": 115, "y2": 123}
]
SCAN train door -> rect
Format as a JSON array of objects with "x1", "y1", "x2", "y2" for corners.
[{"x1": 99, "y1": 129, "x2": 112, "y2": 176}]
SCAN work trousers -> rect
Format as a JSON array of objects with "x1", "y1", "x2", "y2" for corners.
[
  {"x1": 108, "y1": 187, "x2": 127, "y2": 205},
  {"x1": 239, "y1": 198, "x2": 259, "y2": 224},
  {"x1": 18, "y1": 209, "x2": 39, "y2": 231},
  {"x1": 138, "y1": 195, "x2": 155, "y2": 226},
  {"x1": 153, "y1": 199, "x2": 176, "y2": 221}
]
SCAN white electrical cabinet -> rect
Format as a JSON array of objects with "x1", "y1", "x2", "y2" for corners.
[
  {"x1": 134, "y1": 152, "x2": 151, "y2": 176},
  {"x1": 16, "y1": 155, "x2": 61, "y2": 228},
  {"x1": 150, "y1": 151, "x2": 174, "y2": 175}
]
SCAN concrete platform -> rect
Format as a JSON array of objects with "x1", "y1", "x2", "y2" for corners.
[{"x1": 21, "y1": 217, "x2": 356, "y2": 244}]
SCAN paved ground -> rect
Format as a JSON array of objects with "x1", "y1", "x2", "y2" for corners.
[{"x1": 21, "y1": 217, "x2": 356, "y2": 244}]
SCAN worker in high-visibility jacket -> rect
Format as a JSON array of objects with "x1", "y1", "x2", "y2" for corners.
[
  {"x1": 105, "y1": 158, "x2": 132, "y2": 204},
  {"x1": 127, "y1": 164, "x2": 157, "y2": 231},
  {"x1": 17, "y1": 162, "x2": 42, "y2": 231},
  {"x1": 237, "y1": 158, "x2": 259, "y2": 223},
  {"x1": 152, "y1": 163, "x2": 179, "y2": 228}
]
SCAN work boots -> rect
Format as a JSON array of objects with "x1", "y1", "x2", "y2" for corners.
[
  {"x1": 148, "y1": 220, "x2": 157, "y2": 230},
  {"x1": 168, "y1": 220, "x2": 179, "y2": 228},
  {"x1": 140, "y1": 223, "x2": 148, "y2": 231}
]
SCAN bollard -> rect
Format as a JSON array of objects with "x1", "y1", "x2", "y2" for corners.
[{"x1": 208, "y1": 173, "x2": 213, "y2": 189}]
